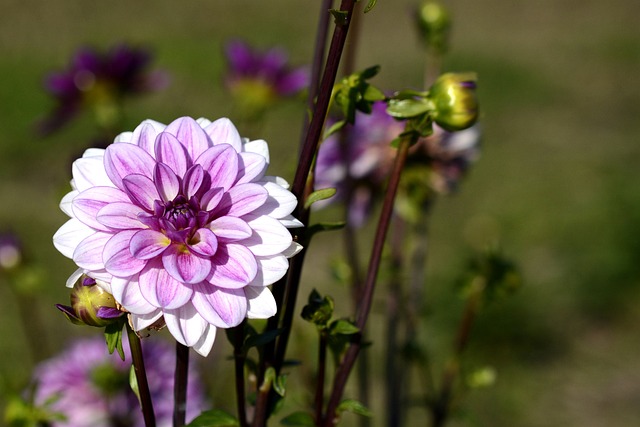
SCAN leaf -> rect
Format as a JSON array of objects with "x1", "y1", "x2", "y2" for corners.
[
  {"x1": 329, "y1": 9, "x2": 348, "y2": 25},
  {"x1": 363, "y1": 85, "x2": 386, "y2": 102},
  {"x1": 186, "y1": 409, "x2": 240, "y2": 427},
  {"x1": 359, "y1": 64, "x2": 381, "y2": 80},
  {"x1": 336, "y1": 399, "x2": 373, "y2": 417},
  {"x1": 329, "y1": 319, "x2": 360, "y2": 335},
  {"x1": 386, "y1": 98, "x2": 433, "y2": 119},
  {"x1": 129, "y1": 365, "x2": 141, "y2": 407},
  {"x1": 306, "y1": 221, "x2": 346, "y2": 240},
  {"x1": 304, "y1": 188, "x2": 337, "y2": 209},
  {"x1": 104, "y1": 319, "x2": 125, "y2": 360},
  {"x1": 280, "y1": 411, "x2": 315, "y2": 426},
  {"x1": 364, "y1": 0, "x2": 378, "y2": 13},
  {"x1": 244, "y1": 328, "x2": 282, "y2": 351},
  {"x1": 323, "y1": 119, "x2": 346, "y2": 139}
]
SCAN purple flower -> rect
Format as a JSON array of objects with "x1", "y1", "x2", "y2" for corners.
[
  {"x1": 32, "y1": 337, "x2": 205, "y2": 427},
  {"x1": 0, "y1": 232, "x2": 23, "y2": 272},
  {"x1": 38, "y1": 44, "x2": 169, "y2": 135},
  {"x1": 53, "y1": 116, "x2": 302, "y2": 356},
  {"x1": 224, "y1": 40, "x2": 308, "y2": 113},
  {"x1": 315, "y1": 102, "x2": 481, "y2": 225}
]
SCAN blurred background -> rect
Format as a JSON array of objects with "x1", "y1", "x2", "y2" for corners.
[{"x1": 0, "y1": 0, "x2": 639, "y2": 426}]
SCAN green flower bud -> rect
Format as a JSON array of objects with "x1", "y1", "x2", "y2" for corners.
[
  {"x1": 415, "y1": 1, "x2": 451, "y2": 54},
  {"x1": 429, "y1": 72, "x2": 479, "y2": 131},
  {"x1": 56, "y1": 276, "x2": 123, "y2": 327}
]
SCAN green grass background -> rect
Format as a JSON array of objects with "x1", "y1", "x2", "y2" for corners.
[{"x1": 0, "y1": 0, "x2": 639, "y2": 426}]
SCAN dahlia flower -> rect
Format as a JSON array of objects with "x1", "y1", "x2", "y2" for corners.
[
  {"x1": 38, "y1": 44, "x2": 168, "y2": 136},
  {"x1": 53, "y1": 116, "x2": 302, "y2": 356},
  {"x1": 32, "y1": 337, "x2": 205, "y2": 427}
]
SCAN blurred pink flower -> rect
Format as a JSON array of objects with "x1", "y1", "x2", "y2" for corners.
[{"x1": 53, "y1": 116, "x2": 302, "y2": 356}]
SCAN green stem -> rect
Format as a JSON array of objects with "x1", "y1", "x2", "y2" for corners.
[
  {"x1": 126, "y1": 323, "x2": 156, "y2": 427},
  {"x1": 173, "y1": 342, "x2": 189, "y2": 427}
]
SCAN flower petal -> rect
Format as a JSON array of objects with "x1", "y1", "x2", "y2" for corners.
[
  {"x1": 183, "y1": 165, "x2": 206, "y2": 199},
  {"x1": 53, "y1": 219, "x2": 94, "y2": 259},
  {"x1": 130, "y1": 229, "x2": 171, "y2": 260},
  {"x1": 195, "y1": 145, "x2": 239, "y2": 192},
  {"x1": 153, "y1": 162, "x2": 181, "y2": 203},
  {"x1": 73, "y1": 232, "x2": 112, "y2": 270},
  {"x1": 245, "y1": 286, "x2": 277, "y2": 319},
  {"x1": 72, "y1": 151, "x2": 111, "y2": 191},
  {"x1": 130, "y1": 310, "x2": 163, "y2": 331},
  {"x1": 256, "y1": 181, "x2": 297, "y2": 219},
  {"x1": 192, "y1": 324, "x2": 217, "y2": 357},
  {"x1": 250, "y1": 254, "x2": 289, "y2": 287},
  {"x1": 236, "y1": 152, "x2": 267, "y2": 184},
  {"x1": 209, "y1": 216, "x2": 252, "y2": 242},
  {"x1": 60, "y1": 190, "x2": 78, "y2": 217},
  {"x1": 96, "y1": 202, "x2": 146, "y2": 230},
  {"x1": 206, "y1": 243, "x2": 257, "y2": 289},
  {"x1": 242, "y1": 139, "x2": 270, "y2": 164},
  {"x1": 188, "y1": 228, "x2": 218, "y2": 257},
  {"x1": 111, "y1": 276, "x2": 158, "y2": 314},
  {"x1": 164, "y1": 302, "x2": 208, "y2": 347},
  {"x1": 139, "y1": 259, "x2": 193, "y2": 309},
  {"x1": 122, "y1": 174, "x2": 159, "y2": 212},
  {"x1": 72, "y1": 186, "x2": 131, "y2": 231},
  {"x1": 192, "y1": 284, "x2": 246, "y2": 328},
  {"x1": 154, "y1": 132, "x2": 190, "y2": 177},
  {"x1": 162, "y1": 244, "x2": 212, "y2": 284},
  {"x1": 103, "y1": 230, "x2": 147, "y2": 277},
  {"x1": 104, "y1": 143, "x2": 156, "y2": 190},
  {"x1": 213, "y1": 183, "x2": 268, "y2": 218},
  {"x1": 131, "y1": 119, "x2": 166, "y2": 155},
  {"x1": 242, "y1": 214, "x2": 293, "y2": 257},
  {"x1": 165, "y1": 116, "x2": 212, "y2": 160},
  {"x1": 203, "y1": 118, "x2": 242, "y2": 152}
]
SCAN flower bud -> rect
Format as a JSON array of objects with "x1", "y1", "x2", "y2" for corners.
[
  {"x1": 56, "y1": 276, "x2": 123, "y2": 327},
  {"x1": 415, "y1": 1, "x2": 451, "y2": 54},
  {"x1": 429, "y1": 72, "x2": 479, "y2": 132}
]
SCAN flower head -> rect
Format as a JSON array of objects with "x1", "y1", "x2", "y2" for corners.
[
  {"x1": 224, "y1": 40, "x2": 308, "y2": 114},
  {"x1": 56, "y1": 275, "x2": 124, "y2": 327},
  {"x1": 32, "y1": 337, "x2": 205, "y2": 427},
  {"x1": 53, "y1": 116, "x2": 302, "y2": 356},
  {"x1": 429, "y1": 72, "x2": 479, "y2": 132},
  {"x1": 38, "y1": 44, "x2": 168, "y2": 135}
]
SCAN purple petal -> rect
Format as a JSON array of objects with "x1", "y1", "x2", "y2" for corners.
[
  {"x1": 276, "y1": 67, "x2": 309, "y2": 95},
  {"x1": 188, "y1": 228, "x2": 218, "y2": 257},
  {"x1": 139, "y1": 259, "x2": 193, "y2": 309},
  {"x1": 154, "y1": 132, "x2": 190, "y2": 177},
  {"x1": 104, "y1": 143, "x2": 156, "y2": 190},
  {"x1": 103, "y1": 230, "x2": 147, "y2": 277},
  {"x1": 122, "y1": 174, "x2": 159, "y2": 211},
  {"x1": 213, "y1": 183, "x2": 268, "y2": 217},
  {"x1": 111, "y1": 276, "x2": 158, "y2": 314},
  {"x1": 203, "y1": 118, "x2": 243, "y2": 152},
  {"x1": 130, "y1": 120, "x2": 165, "y2": 155},
  {"x1": 236, "y1": 152, "x2": 267, "y2": 184},
  {"x1": 130, "y1": 229, "x2": 170, "y2": 260},
  {"x1": 153, "y1": 162, "x2": 180, "y2": 202},
  {"x1": 96, "y1": 202, "x2": 145, "y2": 229},
  {"x1": 192, "y1": 284, "x2": 246, "y2": 327},
  {"x1": 72, "y1": 186, "x2": 130, "y2": 231},
  {"x1": 183, "y1": 165, "x2": 205, "y2": 199},
  {"x1": 164, "y1": 116, "x2": 212, "y2": 160},
  {"x1": 195, "y1": 145, "x2": 239, "y2": 192},
  {"x1": 201, "y1": 188, "x2": 224, "y2": 211},
  {"x1": 162, "y1": 244, "x2": 212, "y2": 284},
  {"x1": 96, "y1": 306, "x2": 123, "y2": 319},
  {"x1": 73, "y1": 232, "x2": 111, "y2": 270},
  {"x1": 206, "y1": 243, "x2": 257, "y2": 289},
  {"x1": 209, "y1": 216, "x2": 252, "y2": 242}
]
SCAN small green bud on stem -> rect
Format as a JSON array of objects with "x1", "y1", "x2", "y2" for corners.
[
  {"x1": 429, "y1": 72, "x2": 479, "y2": 131},
  {"x1": 56, "y1": 276, "x2": 124, "y2": 327}
]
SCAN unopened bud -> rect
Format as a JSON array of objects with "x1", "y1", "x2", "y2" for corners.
[
  {"x1": 415, "y1": 1, "x2": 451, "y2": 54},
  {"x1": 56, "y1": 276, "x2": 123, "y2": 327},
  {"x1": 429, "y1": 72, "x2": 479, "y2": 132}
]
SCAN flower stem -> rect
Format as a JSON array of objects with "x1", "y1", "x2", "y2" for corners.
[
  {"x1": 173, "y1": 342, "x2": 189, "y2": 427},
  {"x1": 314, "y1": 330, "x2": 328, "y2": 425},
  {"x1": 126, "y1": 323, "x2": 156, "y2": 427},
  {"x1": 232, "y1": 322, "x2": 249, "y2": 427},
  {"x1": 322, "y1": 135, "x2": 413, "y2": 427}
]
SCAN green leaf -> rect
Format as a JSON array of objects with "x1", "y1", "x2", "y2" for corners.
[
  {"x1": 329, "y1": 9, "x2": 348, "y2": 25},
  {"x1": 129, "y1": 365, "x2": 141, "y2": 407},
  {"x1": 386, "y1": 98, "x2": 433, "y2": 119},
  {"x1": 186, "y1": 409, "x2": 240, "y2": 427},
  {"x1": 364, "y1": 0, "x2": 378, "y2": 13},
  {"x1": 104, "y1": 319, "x2": 125, "y2": 360},
  {"x1": 244, "y1": 328, "x2": 282, "y2": 351},
  {"x1": 329, "y1": 319, "x2": 360, "y2": 335},
  {"x1": 323, "y1": 119, "x2": 346, "y2": 139},
  {"x1": 363, "y1": 85, "x2": 386, "y2": 102},
  {"x1": 280, "y1": 411, "x2": 315, "y2": 426},
  {"x1": 304, "y1": 188, "x2": 337, "y2": 209},
  {"x1": 336, "y1": 399, "x2": 373, "y2": 417},
  {"x1": 359, "y1": 64, "x2": 381, "y2": 80},
  {"x1": 306, "y1": 221, "x2": 346, "y2": 240},
  {"x1": 301, "y1": 289, "x2": 334, "y2": 327}
]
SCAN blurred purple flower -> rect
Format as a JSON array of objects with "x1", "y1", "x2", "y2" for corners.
[
  {"x1": 32, "y1": 336, "x2": 205, "y2": 427},
  {"x1": 223, "y1": 40, "x2": 308, "y2": 113},
  {"x1": 315, "y1": 101, "x2": 480, "y2": 225},
  {"x1": 0, "y1": 232, "x2": 23, "y2": 272},
  {"x1": 38, "y1": 44, "x2": 169, "y2": 136},
  {"x1": 53, "y1": 116, "x2": 303, "y2": 356}
]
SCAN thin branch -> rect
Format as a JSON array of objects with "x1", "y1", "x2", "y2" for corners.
[
  {"x1": 232, "y1": 322, "x2": 249, "y2": 427},
  {"x1": 126, "y1": 323, "x2": 156, "y2": 427},
  {"x1": 314, "y1": 331, "x2": 329, "y2": 424},
  {"x1": 173, "y1": 342, "x2": 189, "y2": 427}
]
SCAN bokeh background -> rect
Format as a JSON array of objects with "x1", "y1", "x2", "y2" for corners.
[{"x1": 1, "y1": 0, "x2": 639, "y2": 426}]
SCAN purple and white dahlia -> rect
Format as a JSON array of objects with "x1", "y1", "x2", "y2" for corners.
[{"x1": 53, "y1": 116, "x2": 302, "y2": 356}]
